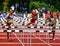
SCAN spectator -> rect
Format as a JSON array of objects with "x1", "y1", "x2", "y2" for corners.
[
  {"x1": 23, "y1": 3, "x2": 27, "y2": 8},
  {"x1": 46, "y1": 7, "x2": 51, "y2": 14},
  {"x1": 42, "y1": 7, "x2": 46, "y2": 19},
  {"x1": 3, "y1": 12, "x2": 6, "y2": 18},
  {"x1": 23, "y1": 3, "x2": 27, "y2": 13},
  {"x1": 15, "y1": 3, "x2": 19, "y2": 11},
  {"x1": 42, "y1": 7, "x2": 46, "y2": 14},
  {"x1": 19, "y1": 2, "x2": 23, "y2": 12}
]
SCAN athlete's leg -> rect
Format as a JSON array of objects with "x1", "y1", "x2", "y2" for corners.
[
  {"x1": 10, "y1": 23, "x2": 14, "y2": 27},
  {"x1": 25, "y1": 21, "x2": 32, "y2": 26},
  {"x1": 7, "y1": 23, "x2": 10, "y2": 40},
  {"x1": 35, "y1": 20, "x2": 38, "y2": 24}
]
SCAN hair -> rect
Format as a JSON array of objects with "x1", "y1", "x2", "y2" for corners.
[{"x1": 50, "y1": 11, "x2": 53, "y2": 18}]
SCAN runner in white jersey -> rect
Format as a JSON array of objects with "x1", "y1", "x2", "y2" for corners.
[
  {"x1": 6, "y1": 9, "x2": 19, "y2": 40},
  {"x1": 6, "y1": 8, "x2": 19, "y2": 27}
]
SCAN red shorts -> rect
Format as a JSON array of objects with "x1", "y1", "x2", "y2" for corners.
[
  {"x1": 30, "y1": 19, "x2": 36, "y2": 23},
  {"x1": 45, "y1": 14, "x2": 50, "y2": 19}
]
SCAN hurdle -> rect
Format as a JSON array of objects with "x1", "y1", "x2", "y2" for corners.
[
  {"x1": 0, "y1": 23, "x2": 60, "y2": 46},
  {"x1": 0, "y1": 15, "x2": 60, "y2": 46},
  {"x1": 0, "y1": 13, "x2": 60, "y2": 27},
  {"x1": 0, "y1": 18, "x2": 7, "y2": 25},
  {"x1": 13, "y1": 13, "x2": 42, "y2": 25},
  {"x1": 0, "y1": 29, "x2": 59, "y2": 46}
]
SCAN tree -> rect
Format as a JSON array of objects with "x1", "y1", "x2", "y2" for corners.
[
  {"x1": 3, "y1": 0, "x2": 9, "y2": 12},
  {"x1": 30, "y1": 2, "x2": 40, "y2": 10}
]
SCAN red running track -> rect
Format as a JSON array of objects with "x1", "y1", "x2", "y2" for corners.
[{"x1": 0, "y1": 32, "x2": 60, "y2": 46}]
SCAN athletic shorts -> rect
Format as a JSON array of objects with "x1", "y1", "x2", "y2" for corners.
[{"x1": 30, "y1": 19, "x2": 37, "y2": 23}]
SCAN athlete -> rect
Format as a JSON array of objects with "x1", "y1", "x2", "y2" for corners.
[
  {"x1": 46, "y1": 12, "x2": 57, "y2": 40},
  {"x1": 6, "y1": 9, "x2": 17, "y2": 28},
  {"x1": 6, "y1": 9, "x2": 18, "y2": 40},
  {"x1": 25, "y1": 9, "x2": 39, "y2": 26}
]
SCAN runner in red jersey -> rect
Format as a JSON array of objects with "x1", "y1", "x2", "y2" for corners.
[{"x1": 25, "y1": 9, "x2": 39, "y2": 26}]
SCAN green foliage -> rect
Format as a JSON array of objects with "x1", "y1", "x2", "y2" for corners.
[
  {"x1": 0, "y1": 0, "x2": 60, "y2": 12},
  {"x1": 39, "y1": 2, "x2": 48, "y2": 8},
  {"x1": 50, "y1": 5, "x2": 56, "y2": 12},
  {"x1": 30, "y1": 2, "x2": 40, "y2": 10},
  {"x1": 55, "y1": 2, "x2": 60, "y2": 11},
  {"x1": 30, "y1": 2, "x2": 56, "y2": 12},
  {"x1": 3, "y1": 2, "x2": 8, "y2": 12},
  {"x1": 0, "y1": 4, "x2": 3, "y2": 11}
]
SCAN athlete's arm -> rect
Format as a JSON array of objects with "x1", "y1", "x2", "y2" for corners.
[
  {"x1": 27, "y1": 14, "x2": 32, "y2": 18},
  {"x1": 13, "y1": 12, "x2": 19, "y2": 18},
  {"x1": 35, "y1": 9, "x2": 39, "y2": 14},
  {"x1": 5, "y1": 13, "x2": 9, "y2": 19}
]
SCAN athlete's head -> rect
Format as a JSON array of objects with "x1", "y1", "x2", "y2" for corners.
[
  {"x1": 10, "y1": 8, "x2": 13, "y2": 14},
  {"x1": 32, "y1": 9, "x2": 38, "y2": 15},
  {"x1": 32, "y1": 9, "x2": 36, "y2": 15}
]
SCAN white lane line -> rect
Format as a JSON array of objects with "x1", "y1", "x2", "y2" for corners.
[
  {"x1": 32, "y1": 33, "x2": 51, "y2": 46},
  {"x1": 0, "y1": 42, "x2": 59, "y2": 44},
  {"x1": 32, "y1": 33, "x2": 47, "y2": 43},
  {"x1": 13, "y1": 32, "x2": 25, "y2": 46},
  {"x1": 0, "y1": 37, "x2": 60, "y2": 40}
]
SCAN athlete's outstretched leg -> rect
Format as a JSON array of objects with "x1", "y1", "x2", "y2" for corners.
[{"x1": 25, "y1": 21, "x2": 32, "y2": 26}]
